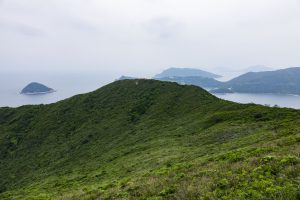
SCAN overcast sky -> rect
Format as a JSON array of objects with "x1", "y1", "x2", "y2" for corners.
[{"x1": 1, "y1": 0, "x2": 300, "y2": 77}]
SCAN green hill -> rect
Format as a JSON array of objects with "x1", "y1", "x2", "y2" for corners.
[{"x1": 0, "y1": 79, "x2": 299, "y2": 200}]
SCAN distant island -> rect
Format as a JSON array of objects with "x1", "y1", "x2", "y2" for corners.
[
  {"x1": 117, "y1": 76, "x2": 137, "y2": 80},
  {"x1": 154, "y1": 67, "x2": 300, "y2": 95},
  {"x1": 156, "y1": 76, "x2": 222, "y2": 88},
  {"x1": 218, "y1": 67, "x2": 300, "y2": 94},
  {"x1": 154, "y1": 67, "x2": 222, "y2": 79},
  {"x1": 21, "y1": 82, "x2": 56, "y2": 95}
]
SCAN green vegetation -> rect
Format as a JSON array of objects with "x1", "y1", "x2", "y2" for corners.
[{"x1": 0, "y1": 79, "x2": 299, "y2": 199}]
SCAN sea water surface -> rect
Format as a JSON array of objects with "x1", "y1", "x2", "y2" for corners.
[
  {"x1": 1, "y1": 72, "x2": 300, "y2": 109},
  {"x1": 214, "y1": 93, "x2": 300, "y2": 109},
  {"x1": 0, "y1": 71, "x2": 113, "y2": 107}
]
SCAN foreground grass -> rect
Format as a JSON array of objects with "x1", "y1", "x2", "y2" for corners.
[{"x1": 0, "y1": 79, "x2": 299, "y2": 199}]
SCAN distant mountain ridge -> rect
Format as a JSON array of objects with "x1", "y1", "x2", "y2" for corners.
[
  {"x1": 155, "y1": 67, "x2": 300, "y2": 95},
  {"x1": 156, "y1": 76, "x2": 222, "y2": 88},
  {"x1": 223, "y1": 67, "x2": 300, "y2": 94},
  {"x1": 154, "y1": 67, "x2": 221, "y2": 79}
]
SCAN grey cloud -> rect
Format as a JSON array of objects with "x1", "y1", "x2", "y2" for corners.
[
  {"x1": 68, "y1": 20, "x2": 98, "y2": 32},
  {"x1": 0, "y1": 0, "x2": 299, "y2": 74},
  {"x1": 0, "y1": 21, "x2": 44, "y2": 36},
  {"x1": 143, "y1": 17, "x2": 183, "y2": 39}
]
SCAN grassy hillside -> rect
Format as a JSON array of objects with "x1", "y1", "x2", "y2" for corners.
[{"x1": 0, "y1": 79, "x2": 299, "y2": 200}]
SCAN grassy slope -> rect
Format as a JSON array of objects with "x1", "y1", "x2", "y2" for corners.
[{"x1": 0, "y1": 79, "x2": 299, "y2": 200}]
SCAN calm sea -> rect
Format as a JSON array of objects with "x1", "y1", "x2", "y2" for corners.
[
  {"x1": 214, "y1": 93, "x2": 300, "y2": 109},
  {"x1": 0, "y1": 71, "x2": 113, "y2": 107},
  {"x1": 1, "y1": 72, "x2": 300, "y2": 109}
]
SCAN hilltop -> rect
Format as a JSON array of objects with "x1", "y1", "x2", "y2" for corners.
[{"x1": 0, "y1": 79, "x2": 299, "y2": 199}]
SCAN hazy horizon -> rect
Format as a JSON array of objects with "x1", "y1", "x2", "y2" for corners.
[{"x1": 1, "y1": 0, "x2": 300, "y2": 77}]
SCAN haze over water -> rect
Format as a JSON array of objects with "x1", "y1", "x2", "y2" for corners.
[
  {"x1": 1, "y1": 1, "x2": 300, "y2": 109},
  {"x1": 214, "y1": 93, "x2": 300, "y2": 109},
  {"x1": 1, "y1": 71, "x2": 300, "y2": 109},
  {"x1": 0, "y1": 71, "x2": 112, "y2": 107}
]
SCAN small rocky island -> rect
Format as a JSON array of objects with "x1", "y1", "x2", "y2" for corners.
[{"x1": 21, "y1": 82, "x2": 56, "y2": 95}]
